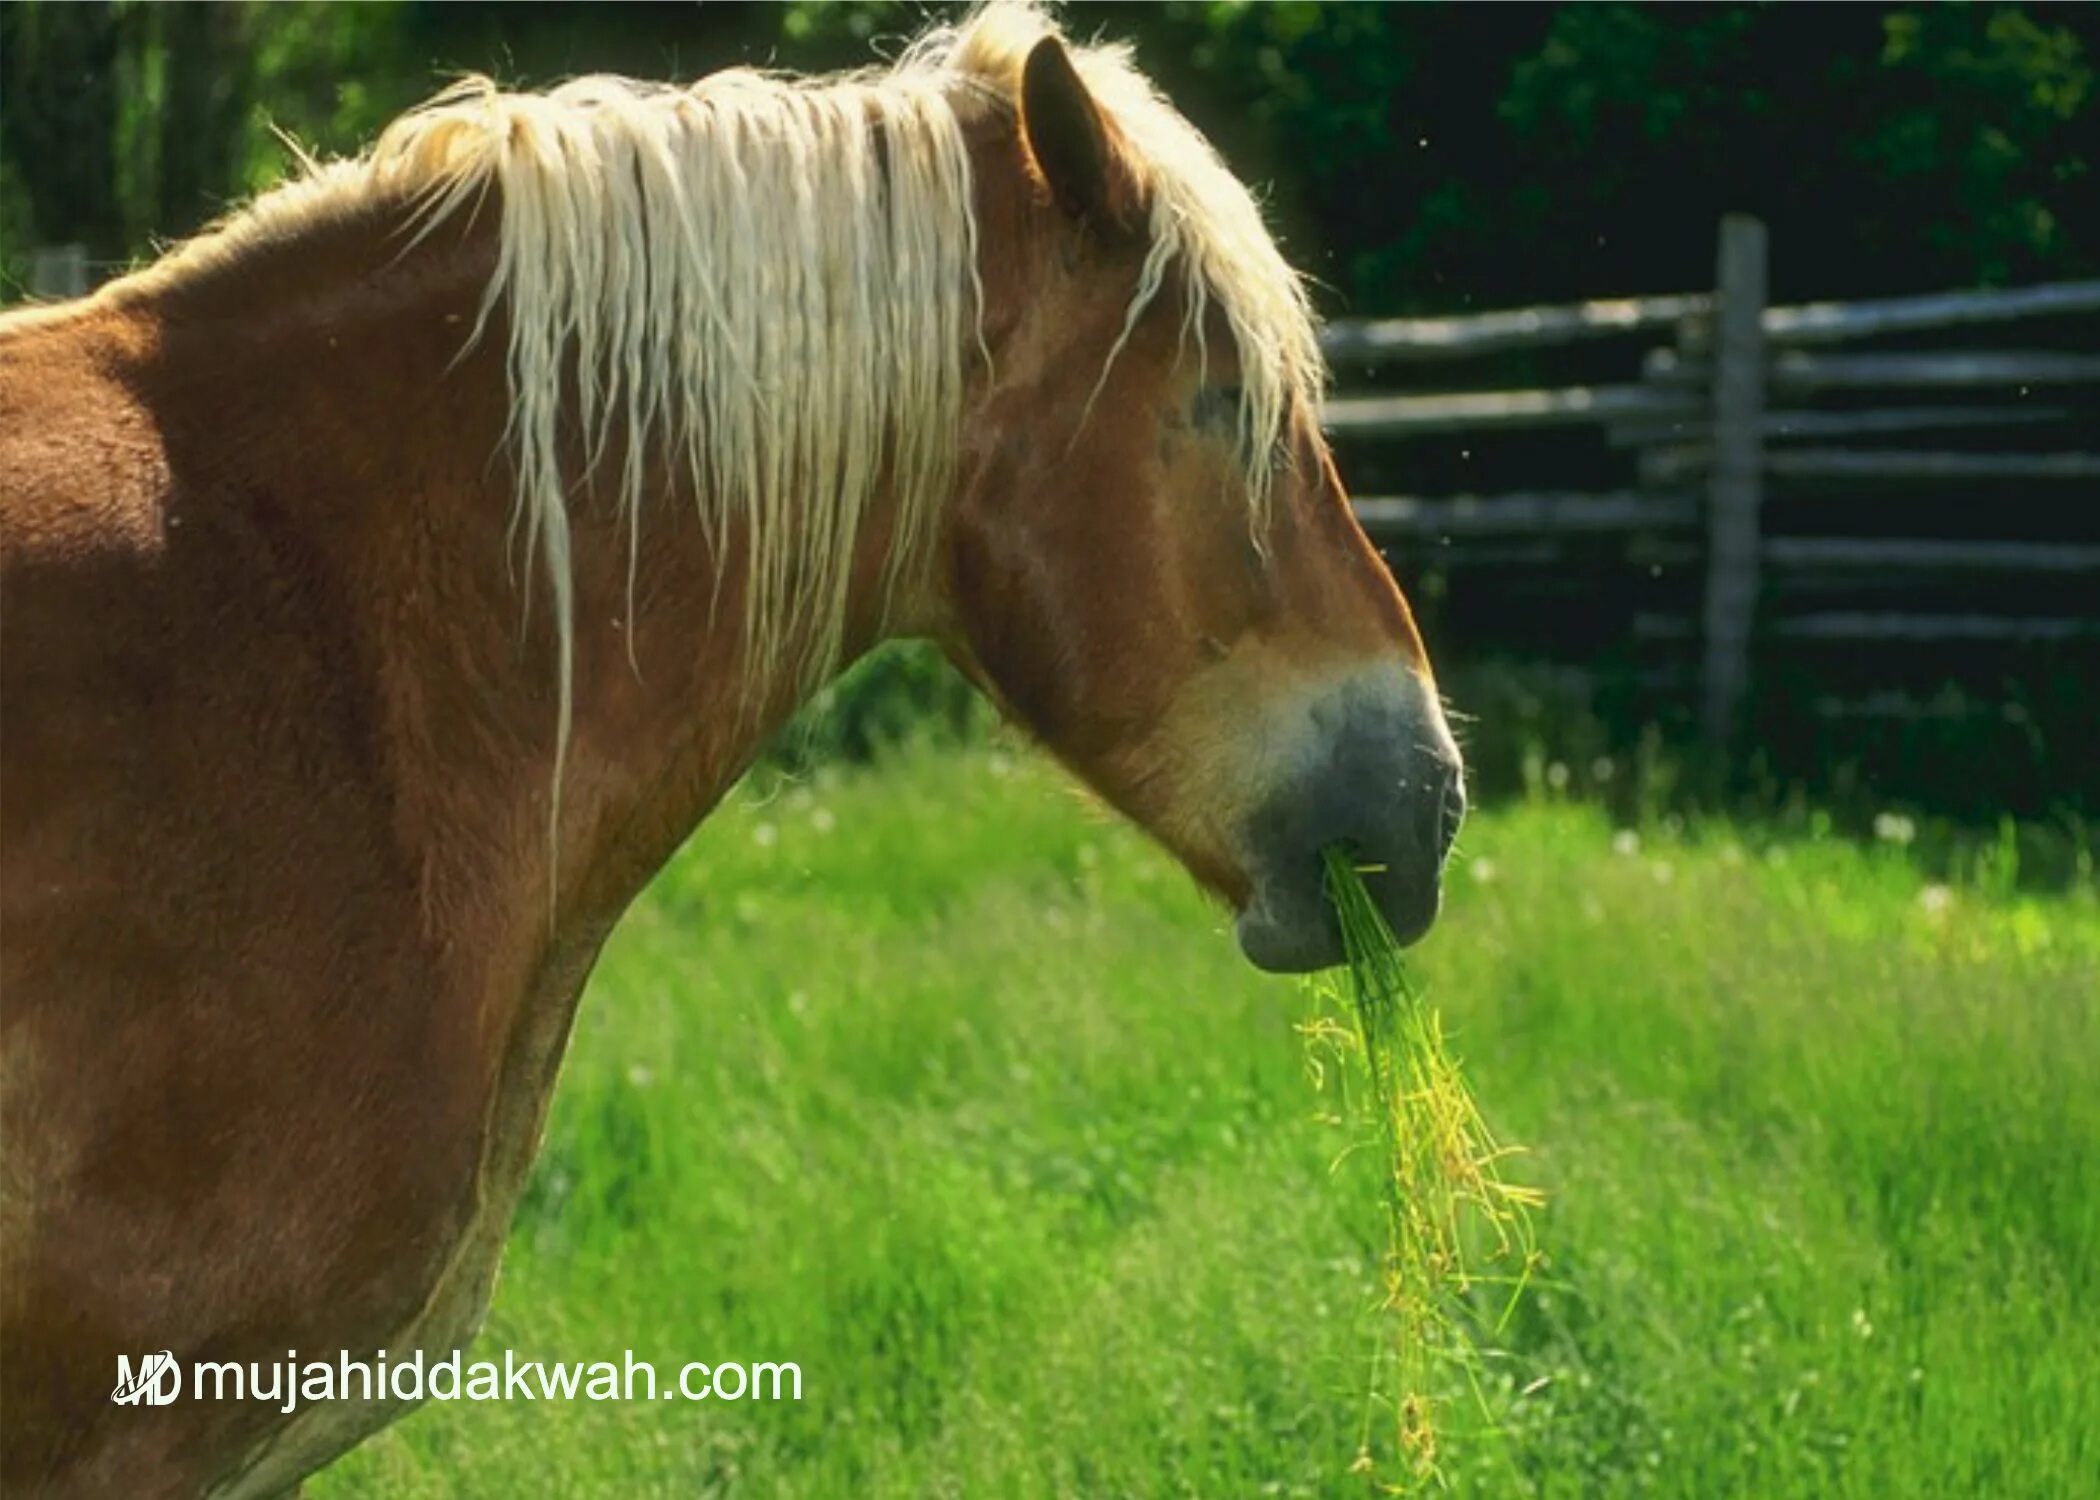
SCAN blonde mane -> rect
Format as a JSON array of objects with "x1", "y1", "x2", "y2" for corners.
[{"x1": 148, "y1": 1, "x2": 1323, "y2": 858}]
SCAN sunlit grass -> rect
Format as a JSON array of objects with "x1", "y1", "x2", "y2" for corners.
[
  {"x1": 315, "y1": 743, "x2": 2100, "y2": 1499},
  {"x1": 1307, "y1": 850, "x2": 1543, "y2": 1488}
]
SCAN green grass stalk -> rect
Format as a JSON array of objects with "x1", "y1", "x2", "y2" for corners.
[{"x1": 1306, "y1": 847, "x2": 1544, "y2": 1490}]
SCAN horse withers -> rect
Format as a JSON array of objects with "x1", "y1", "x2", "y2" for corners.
[{"x1": 0, "y1": 6, "x2": 1460, "y2": 1493}]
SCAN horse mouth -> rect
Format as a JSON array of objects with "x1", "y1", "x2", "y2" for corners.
[{"x1": 1232, "y1": 854, "x2": 1441, "y2": 974}]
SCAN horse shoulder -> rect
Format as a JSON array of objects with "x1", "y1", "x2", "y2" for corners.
[{"x1": 0, "y1": 297, "x2": 517, "y2": 1496}]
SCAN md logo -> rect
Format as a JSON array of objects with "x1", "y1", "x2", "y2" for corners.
[{"x1": 113, "y1": 1350, "x2": 181, "y2": 1406}]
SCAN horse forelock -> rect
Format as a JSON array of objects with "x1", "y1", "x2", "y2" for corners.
[
  {"x1": 134, "y1": 1, "x2": 1323, "y2": 872},
  {"x1": 920, "y1": 3, "x2": 1327, "y2": 520}
]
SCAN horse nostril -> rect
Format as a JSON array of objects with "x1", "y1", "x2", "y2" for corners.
[{"x1": 1436, "y1": 768, "x2": 1466, "y2": 862}]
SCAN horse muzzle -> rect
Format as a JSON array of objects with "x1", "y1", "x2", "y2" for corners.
[{"x1": 1231, "y1": 674, "x2": 1464, "y2": 974}]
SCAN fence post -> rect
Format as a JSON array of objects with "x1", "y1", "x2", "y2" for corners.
[
  {"x1": 29, "y1": 244, "x2": 90, "y2": 300},
  {"x1": 1700, "y1": 215, "x2": 1768, "y2": 745}
]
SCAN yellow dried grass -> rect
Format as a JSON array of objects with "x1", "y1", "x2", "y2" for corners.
[{"x1": 1301, "y1": 847, "x2": 1545, "y2": 1490}]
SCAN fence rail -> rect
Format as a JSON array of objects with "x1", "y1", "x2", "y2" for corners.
[
  {"x1": 1352, "y1": 491, "x2": 1700, "y2": 538},
  {"x1": 1326, "y1": 384, "x2": 1698, "y2": 437},
  {"x1": 1325, "y1": 277, "x2": 2100, "y2": 367},
  {"x1": 1320, "y1": 219, "x2": 2100, "y2": 742}
]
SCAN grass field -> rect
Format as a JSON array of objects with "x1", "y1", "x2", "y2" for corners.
[{"x1": 315, "y1": 743, "x2": 2098, "y2": 1498}]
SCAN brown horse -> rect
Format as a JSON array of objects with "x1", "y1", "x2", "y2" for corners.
[{"x1": 0, "y1": 6, "x2": 1460, "y2": 1494}]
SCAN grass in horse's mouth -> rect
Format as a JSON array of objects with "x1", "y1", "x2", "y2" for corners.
[{"x1": 1305, "y1": 846, "x2": 1545, "y2": 1489}]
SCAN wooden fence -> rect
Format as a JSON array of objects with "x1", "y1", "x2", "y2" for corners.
[
  {"x1": 27, "y1": 243, "x2": 90, "y2": 300},
  {"x1": 1321, "y1": 215, "x2": 2100, "y2": 743}
]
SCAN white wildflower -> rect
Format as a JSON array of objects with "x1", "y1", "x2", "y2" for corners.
[{"x1": 1873, "y1": 812, "x2": 1916, "y2": 846}]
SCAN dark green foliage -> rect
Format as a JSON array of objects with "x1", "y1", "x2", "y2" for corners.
[
  {"x1": 767, "y1": 643, "x2": 991, "y2": 773},
  {"x1": 6, "y1": 3, "x2": 2094, "y2": 306}
]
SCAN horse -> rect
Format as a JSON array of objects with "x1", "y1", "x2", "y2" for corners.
[{"x1": 0, "y1": 4, "x2": 1461, "y2": 1493}]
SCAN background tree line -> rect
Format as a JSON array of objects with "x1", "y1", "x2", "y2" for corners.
[{"x1": 4, "y1": 2, "x2": 2094, "y2": 310}]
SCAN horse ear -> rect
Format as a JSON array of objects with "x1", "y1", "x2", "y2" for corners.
[{"x1": 1019, "y1": 37, "x2": 1139, "y2": 232}]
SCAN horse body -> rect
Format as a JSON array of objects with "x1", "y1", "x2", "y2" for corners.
[
  {"x1": 0, "y1": 8, "x2": 1460, "y2": 1493},
  {"x1": 8, "y1": 218, "x2": 502, "y2": 1494},
  {"x1": 2, "y1": 190, "x2": 909, "y2": 1492}
]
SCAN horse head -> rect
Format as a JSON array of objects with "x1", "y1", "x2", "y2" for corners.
[{"x1": 938, "y1": 31, "x2": 1462, "y2": 970}]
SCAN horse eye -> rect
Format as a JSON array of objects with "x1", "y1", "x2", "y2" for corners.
[{"x1": 1192, "y1": 384, "x2": 1241, "y2": 430}]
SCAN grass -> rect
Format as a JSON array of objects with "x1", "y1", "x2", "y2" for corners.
[
  {"x1": 1307, "y1": 849, "x2": 1542, "y2": 1487},
  {"x1": 314, "y1": 742, "x2": 2100, "y2": 1498}
]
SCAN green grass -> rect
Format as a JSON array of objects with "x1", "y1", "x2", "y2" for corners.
[
  {"x1": 315, "y1": 743, "x2": 2100, "y2": 1498},
  {"x1": 1309, "y1": 849, "x2": 1543, "y2": 1486}
]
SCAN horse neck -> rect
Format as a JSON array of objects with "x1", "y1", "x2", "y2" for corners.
[{"x1": 123, "y1": 200, "x2": 922, "y2": 955}]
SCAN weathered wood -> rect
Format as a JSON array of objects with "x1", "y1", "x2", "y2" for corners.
[
  {"x1": 1763, "y1": 279, "x2": 2100, "y2": 346},
  {"x1": 1638, "y1": 445, "x2": 2100, "y2": 485},
  {"x1": 1764, "y1": 538, "x2": 2100, "y2": 572},
  {"x1": 1766, "y1": 449, "x2": 2100, "y2": 482},
  {"x1": 1778, "y1": 350, "x2": 2100, "y2": 390},
  {"x1": 1317, "y1": 249, "x2": 2100, "y2": 727},
  {"x1": 1607, "y1": 404, "x2": 2070, "y2": 450},
  {"x1": 29, "y1": 244, "x2": 88, "y2": 300},
  {"x1": 1632, "y1": 322, "x2": 1709, "y2": 490},
  {"x1": 1700, "y1": 215, "x2": 1767, "y2": 745},
  {"x1": 1765, "y1": 406, "x2": 2078, "y2": 440},
  {"x1": 1774, "y1": 613, "x2": 2100, "y2": 642},
  {"x1": 1354, "y1": 491, "x2": 1701, "y2": 537},
  {"x1": 1322, "y1": 281, "x2": 2100, "y2": 368},
  {"x1": 1646, "y1": 347, "x2": 2100, "y2": 391},
  {"x1": 1320, "y1": 293, "x2": 1710, "y2": 366},
  {"x1": 1322, "y1": 384, "x2": 1699, "y2": 437},
  {"x1": 1321, "y1": 280, "x2": 2100, "y2": 365},
  {"x1": 1635, "y1": 610, "x2": 2100, "y2": 646}
]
